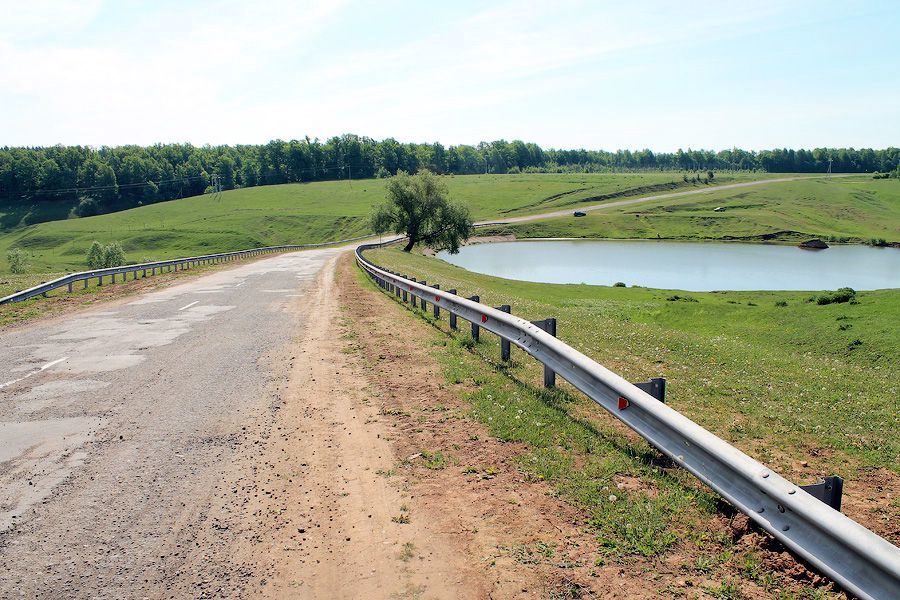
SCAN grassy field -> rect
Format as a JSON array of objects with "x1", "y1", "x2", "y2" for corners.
[
  {"x1": 0, "y1": 172, "x2": 778, "y2": 274},
  {"x1": 487, "y1": 176, "x2": 900, "y2": 244},
  {"x1": 354, "y1": 255, "x2": 898, "y2": 597},
  {"x1": 367, "y1": 246, "x2": 899, "y2": 481}
]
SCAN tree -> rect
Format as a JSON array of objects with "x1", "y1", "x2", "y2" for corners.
[
  {"x1": 371, "y1": 170, "x2": 472, "y2": 253},
  {"x1": 6, "y1": 248, "x2": 28, "y2": 274}
]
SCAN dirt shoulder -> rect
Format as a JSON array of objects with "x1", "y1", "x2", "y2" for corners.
[{"x1": 316, "y1": 255, "x2": 677, "y2": 598}]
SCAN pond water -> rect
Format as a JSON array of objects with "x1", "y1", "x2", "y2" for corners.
[{"x1": 437, "y1": 240, "x2": 900, "y2": 291}]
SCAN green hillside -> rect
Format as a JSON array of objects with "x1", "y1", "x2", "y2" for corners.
[
  {"x1": 491, "y1": 176, "x2": 900, "y2": 244},
  {"x1": 0, "y1": 172, "x2": 765, "y2": 274}
]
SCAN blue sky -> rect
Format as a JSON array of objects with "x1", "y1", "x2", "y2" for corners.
[{"x1": 0, "y1": 0, "x2": 897, "y2": 150}]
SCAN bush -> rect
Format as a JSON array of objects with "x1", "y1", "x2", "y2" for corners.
[
  {"x1": 86, "y1": 240, "x2": 127, "y2": 269},
  {"x1": 613, "y1": 282, "x2": 626, "y2": 287},
  {"x1": 6, "y1": 248, "x2": 28, "y2": 274},
  {"x1": 75, "y1": 196, "x2": 101, "y2": 217},
  {"x1": 86, "y1": 241, "x2": 105, "y2": 269},
  {"x1": 816, "y1": 287, "x2": 856, "y2": 305},
  {"x1": 102, "y1": 242, "x2": 127, "y2": 268},
  {"x1": 774, "y1": 300, "x2": 788, "y2": 307},
  {"x1": 868, "y1": 238, "x2": 888, "y2": 247},
  {"x1": 666, "y1": 294, "x2": 698, "y2": 302}
]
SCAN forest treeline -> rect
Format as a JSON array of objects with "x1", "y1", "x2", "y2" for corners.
[{"x1": 1, "y1": 134, "x2": 898, "y2": 217}]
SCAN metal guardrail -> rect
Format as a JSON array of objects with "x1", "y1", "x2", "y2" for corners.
[
  {"x1": 0, "y1": 234, "x2": 374, "y2": 306},
  {"x1": 355, "y1": 240, "x2": 900, "y2": 600}
]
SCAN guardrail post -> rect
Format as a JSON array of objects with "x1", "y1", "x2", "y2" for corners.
[
  {"x1": 68, "y1": 282, "x2": 73, "y2": 293},
  {"x1": 633, "y1": 378, "x2": 666, "y2": 403},
  {"x1": 800, "y1": 476, "x2": 844, "y2": 511},
  {"x1": 402, "y1": 278, "x2": 408, "y2": 303},
  {"x1": 469, "y1": 295, "x2": 480, "y2": 342},
  {"x1": 133, "y1": 271, "x2": 138, "y2": 280},
  {"x1": 420, "y1": 281, "x2": 427, "y2": 312},
  {"x1": 83, "y1": 279, "x2": 88, "y2": 290},
  {"x1": 97, "y1": 276, "x2": 102, "y2": 286},
  {"x1": 411, "y1": 278, "x2": 417, "y2": 307},
  {"x1": 112, "y1": 273, "x2": 117, "y2": 283},
  {"x1": 532, "y1": 318, "x2": 557, "y2": 387},
  {"x1": 431, "y1": 284, "x2": 440, "y2": 318},
  {"x1": 498, "y1": 305, "x2": 511, "y2": 361},
  {"x1": 448, "y1": 289, "x2": 457, "y2": 329}
]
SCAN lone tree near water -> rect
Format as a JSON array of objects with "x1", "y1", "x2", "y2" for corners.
[{"x1": 371, "y1": 170, "x2": 472, "y2": 253}]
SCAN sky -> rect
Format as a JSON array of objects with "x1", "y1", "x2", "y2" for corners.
[{"x1": 1, "y1": 0, "x2": 898, "y2": 151}]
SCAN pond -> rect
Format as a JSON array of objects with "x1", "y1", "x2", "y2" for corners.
[{"x1": 437, "y1": 240, "x2": 900, "y2": 291}]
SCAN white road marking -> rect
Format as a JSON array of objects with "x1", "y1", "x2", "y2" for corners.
[
  {"x1": 179, "y1": 301, "x2": 199, "y2": 311},
  {"x1": 1, "y1": 357, "x2": 69, "y2": 390}
]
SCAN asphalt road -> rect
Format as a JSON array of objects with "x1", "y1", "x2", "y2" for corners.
[{"x1": 0, "y1": 247, "x2": 344, "y2": 598}]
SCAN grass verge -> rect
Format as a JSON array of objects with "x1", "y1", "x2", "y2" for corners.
[
  {"x1": 365, "y1": 247, "x2": 899, "y2": 541},
  {"x1": 352, "y1": 257, "x2": 853, "y2": 598}
]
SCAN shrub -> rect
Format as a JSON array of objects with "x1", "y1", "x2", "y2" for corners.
[
  {"x1": 86, "y1": 241, "x2": 105, "y2": 269},
  {"x1": 666, "y1": 294, "x2": 698, "y2": 302},
  {"x1": 6, "y1": 248, "x2": 28, "y2": 274},
  {"x1": 868, "y1": 238, "x2": 888, "y2": 247},
  {"x1": 75, "y1": 196, "x2": 100, "y2": 217},
  {"x1": 86, "y1": 241, "x2": 127, "y2": 269},
  {"x1": 816, "y1": 287, "x2": 856, "y2": 305},
  {"x1": 613, "y1": 282, "x2": 626, "y2": 287},
  {"x1": 102, "y1": 242, "x2": 127, "y2": 268},
  {"x1": 774, "y1": 300, "x2": 788, "y2": 307}
]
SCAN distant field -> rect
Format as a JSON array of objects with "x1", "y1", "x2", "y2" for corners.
[
  {"x1": 0, "y1": 172, "x2": 769, "y2": 274},
  {"x1": 489, "y1": 176, "x2": 900, "y2": 244}
]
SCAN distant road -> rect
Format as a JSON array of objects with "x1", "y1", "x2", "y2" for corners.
[{"x1": 482, "y1": 174, "x2": 857, "y2": 226}]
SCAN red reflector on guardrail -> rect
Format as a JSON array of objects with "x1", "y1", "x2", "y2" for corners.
[
  {"x1": 618, "y1": 397, "x2": 629, "y2": 410},
  {"x1": 434, "y1": 296, "x2": 440, "y2": 301},
  {"x1": 481, "y1": 315, "x2": 488, "y2": 323}
]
